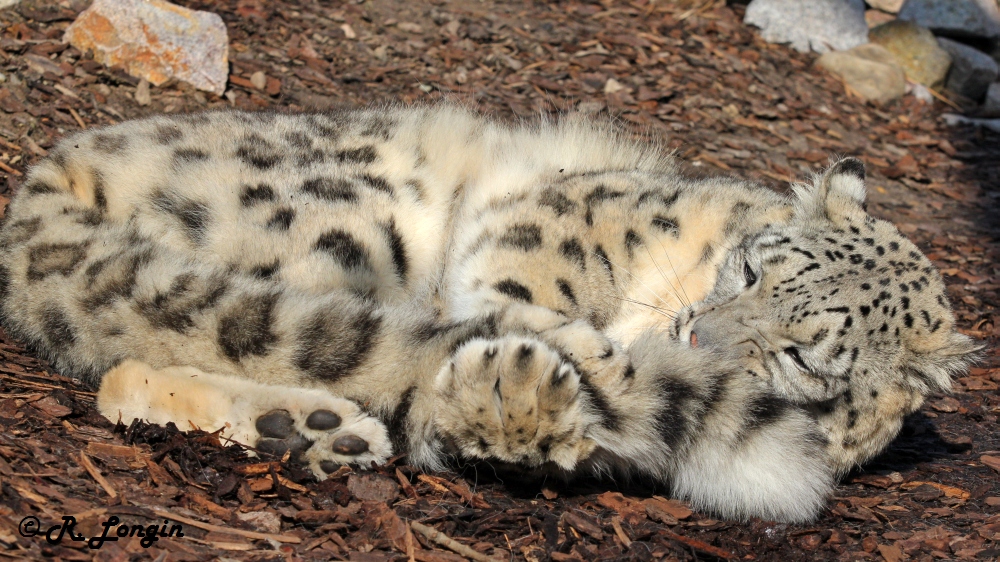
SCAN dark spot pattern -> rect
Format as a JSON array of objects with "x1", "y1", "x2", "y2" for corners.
[
  {"x1": 538, "y1": 188, "x2": 577, "y2": 216},
  {"x1": 236, "y1": 135, "x2": 284, "y2": 169},
  {"x1": 92, "y1": 133, "x2": 128, "y2": 153},
  {"x1": 382, "y1": 219, "x2": 408, "y2": 282},
  {"x1": 218, "y1": 293, "x2": 279, "y2": 361},
  {"x1": 559, "y1": 238, "x2": 586, "y2": 269},
  {"x1": 266, "y1": 208, "x2": 295, "y2": 230},
  {"x1": 240, "y1": 184, "x2": 276, "y2": 206},
  {"x1": 27, "y1": 243, "x2": 88, "y2": 281},
  {"x1": 301, "y1": 178, "x2": 357, "y2": 203},
  {"x1": 154, "y1": 125, "x2": 184, "y2": 144},
  {"x1": 315, "y1": 230, "x2": 371, "y2": 271},
  {"x1": 295, "y1": 306, "x2": 382, "y2": 381},
  {"x1": 493, "y1": 279, "x2": 533, "y2": 303},
  {"x1": 173, "y1": 148, "x2": 209, "y2": 164},
  {"x1": 41, "y1": 306, "x2": 76, "y2": 352},
  {"x1": 151, "y1": 190, "x2": 211, "y2": 244},
  {"x1": 135, "y1": 274, "x2": 227, "y2": 334},
  {"x1": 335, "y1": 145, "x2": 377, "y2": 164},
  {"x1": 498, "y1": 224, "x2": 543, "y2": 251}
]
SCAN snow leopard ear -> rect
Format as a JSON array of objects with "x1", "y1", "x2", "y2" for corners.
[
  {"x1": 903, "y1": 331, "x2": 983, "y2": 394},
  {"x1": 793, "y1": 157, "x2": 868, "y2": 224}
]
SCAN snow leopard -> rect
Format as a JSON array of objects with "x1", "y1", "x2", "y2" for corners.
[{"x1": 0, "y1": 105, "x2": 978, "y2": 523}]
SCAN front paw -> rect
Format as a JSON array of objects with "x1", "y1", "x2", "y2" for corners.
[{"x1": 434, "y1": 336, "x2": 598, "y2": 470}]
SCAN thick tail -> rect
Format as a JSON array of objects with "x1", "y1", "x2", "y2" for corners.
[{"x1": 581, "y1": 330, "x2": 835, "y2": 523}]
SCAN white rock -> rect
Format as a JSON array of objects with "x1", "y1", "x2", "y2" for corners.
[
  {"x1": 64, "y1": 0, "x2": 228, "y2": 96},
  {"x1": 745, "y1": 0, "x2": 868, "y2": 53},
  {"x1": 937, "y1": 37, "x2": 999, "y2": 101},
  {"x1": 604, "y1": 78, "x2": 626, "y2": 94},
  {"x1": 897, "y1": 0, "x2": 1000, "y2": 41},
  {"x1": 0, "y1": 0, "x2": 20, "y2": 9},
  {"x1": 942, "y1": 112, "x2": 1000, "y2": 133},
  {"x1": 250, "y1": 71, "x2": 266, "y2": 90},
  {"x1": 909, "y1": 83, "x2": 935, "y2": 103},
  {"x1": 817, "y1": 43, "x2": 907, "y2": 103}
]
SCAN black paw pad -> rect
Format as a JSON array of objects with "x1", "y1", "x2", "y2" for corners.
[
  {"x1": 257, "y1": 433, "x2": 312, "y2": 460},
  {"x1": 319, "y1": 460, "x2": 341, "y2": 474},
  {"x1": 256, "y1": 409, "x2": 296, "y2": 438},
  {"x1": 332, "y1": 435, "x2": 369, "y2": 455},
  {"x1": 306, "y1": 409, "x2": 342, "y2": 430}
]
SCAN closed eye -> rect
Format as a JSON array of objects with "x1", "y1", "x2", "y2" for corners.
[
  {"x1": 784, "y1": 347, "x2": 809, "y2": 372},
  {"x1": 743, "y1": 261, "x2": 758, "y2": 287}
]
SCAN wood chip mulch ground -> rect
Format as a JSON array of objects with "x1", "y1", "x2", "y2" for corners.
[{"x1": 0, "y1": 0, "x2": 997, "y2": 560}]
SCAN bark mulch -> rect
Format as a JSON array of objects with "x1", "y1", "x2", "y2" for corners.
[{"x1": 0, "y1": 0, "x2": 997, "y2": 560}]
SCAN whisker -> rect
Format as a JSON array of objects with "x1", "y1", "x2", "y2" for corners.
[
  {"x1": 643, "y1": 244, "x2": 689, "y2": 311},
  {"x1": 602, "y1": 291, "x2": 677, "y2": 321},
  {"x1": 653, "y1": 236, "x2": 692, "y2": 307},
  {"x1": 592, "y1": 249, "x2": 672, "y2": 310}
]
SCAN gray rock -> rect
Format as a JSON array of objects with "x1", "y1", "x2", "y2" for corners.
[
  {"x1": 870, "y1": 21, "x2": 953, "y2": 88},
  {"x1": 981, "y1": 82, "x2": 1000, "y2": 116},
  {"x1": 817, "y1": 43, "x2": 907, "y2": 103},
  {"x1": 897, "y1": 0, "x2": 1000, "y2": 41},
  {"x1": 745, "y1": 0, "x2": 868, "y2": 53},
  {"x1": 938, "y1": 37, "x2": 999, "y2": 101}
]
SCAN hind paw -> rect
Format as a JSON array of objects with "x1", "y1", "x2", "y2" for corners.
[{"x1": 230, "y1": 389, "x2": 392, "y2": 477}]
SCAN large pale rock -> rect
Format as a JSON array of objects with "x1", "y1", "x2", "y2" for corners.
[
  {"x1": 745, "y1": 0, "x2": 868, "y2": 53},
  {"x1": 817, "y1": 43, "x2": 907, "y2": 103},
  {"x1": 869, "y1": 21, "x2": 952, "y2": 88},
  {"x1": 64, "y1": 0, "x2": 228, "y2": 95},
  {"x1": 867, "y1": 0, "x2": 905, "y2": 13},
  {"x1": 937, "y1": 37, "x2": 999, "y2": 100},
  {"x1": 0, "y1": 0, "x2": 19, "y2": 9},
  {"x1": 897, "y1": 0, "x2": 1000, "y2": 41}
]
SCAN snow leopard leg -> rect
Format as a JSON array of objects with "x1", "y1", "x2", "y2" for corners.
[
  {"x1": 98, "y1": 360, "x2": 392, "y2": 474},
  {"x1": 434, "y1": 307, "x2": 835, "y2": 522}
]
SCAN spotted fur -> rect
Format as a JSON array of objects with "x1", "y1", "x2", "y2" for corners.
[{"x1": 0, "y1": 106, "x2": 977, "y2": 522}]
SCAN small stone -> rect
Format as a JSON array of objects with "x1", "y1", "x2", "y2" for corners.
[
  {"x1": 64, "y1": 0, "x2": 229, "y2": 95},
  {"x1": 982, "y1": 82, "x2": 1000, "y2": 117},
  {"x1": 340, "y1": 24, "x2": 356, "y2": 39},
  {"x1": 868, "y1": 0, "x2": 904, "y2": 13},
  {"x1": 604, "y1": 78, "x2": 626, "y2": 94},
  {"x1": 134, "y1": 79, "x2": 151, "y2": 106},
  {"x1": 937, "y1": 37, "x2": 999, "y2": 101},
  {"x1": 985, "y1": 496, "x2": 1000, "y2": 506},
  {"x1": 897, "y1": 0, "x2": 1000, "y2": 42},
  {"x1": 397, "y1": 22, "x2": 423, "y2": 34},
  {"x1": 250, "y1": 71, "x2": 267, "y2": 90},
  {"x1": 817, "y1": 43, "x2": 907, "y2": 104},
  {"x1": 0, "y1": 0, "x2": 19, "y2": 8},
  {"x1": 744, "y1": 0, "x2": 868, "y2": 53},
  {"x1": 870, "y1": 21, "x2": 952, "y2": 88}
]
